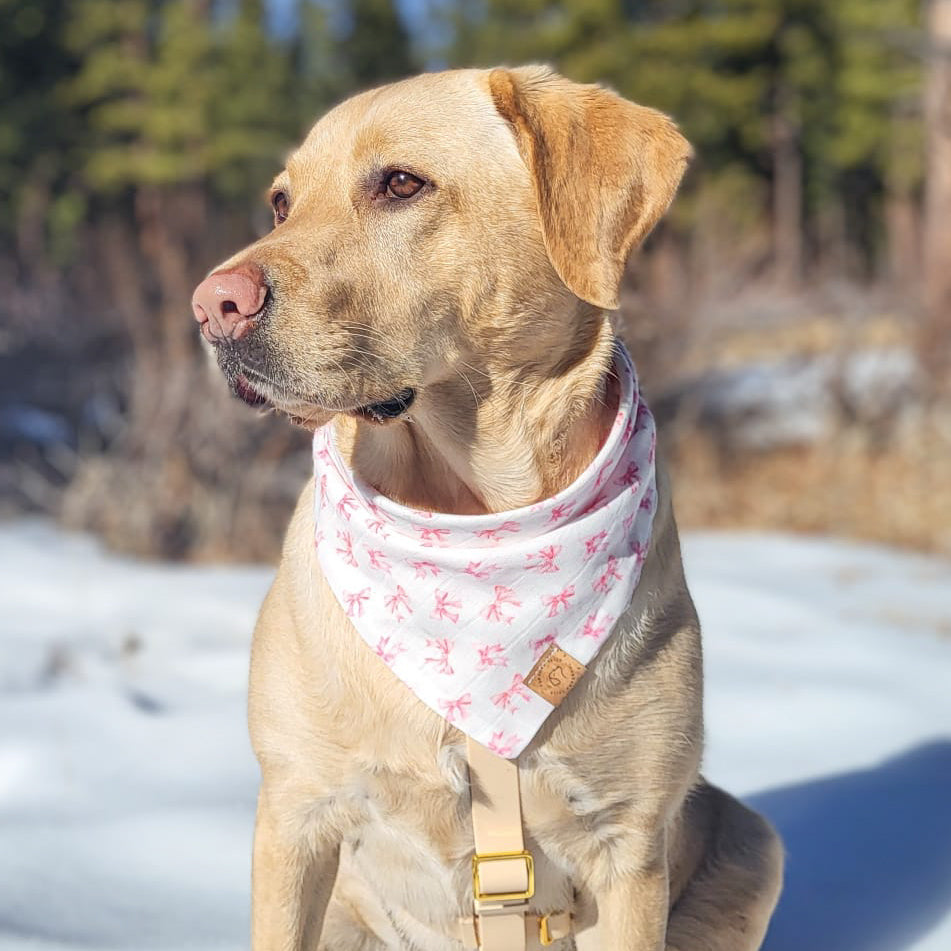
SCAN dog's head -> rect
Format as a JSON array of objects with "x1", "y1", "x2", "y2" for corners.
[{"x1": 191, "y1": 67, "x2": 691, "y2": 425}]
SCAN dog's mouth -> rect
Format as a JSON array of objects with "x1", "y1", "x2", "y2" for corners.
[
  {"x1": 229, "y1": 371, "x2": 415, "y2": 423},
  {"x1": 233, "y1": 373, "x2": 270, "y2": 407},
  {"x1": 353, "y1": 388, "x2": 416, "y2": 423}
]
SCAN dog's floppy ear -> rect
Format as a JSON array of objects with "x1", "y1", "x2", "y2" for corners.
[{"x1": 489, "y1": 65, "x2": 692, "y2": 310}]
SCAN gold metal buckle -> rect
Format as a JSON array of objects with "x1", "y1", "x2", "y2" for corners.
[
  {"x1": 538, "y1": 912, "x2": 555, "y2": 946},
  {"x1": 471, "y1": 850, "x2": 535, "y2": 903}
]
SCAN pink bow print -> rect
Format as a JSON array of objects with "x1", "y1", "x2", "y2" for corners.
[
  {"x1": 432, "y1": 590, "x2": 462, "y2": 624},
  {"x1": 488, "y1": 731, "x2": 522, "y2": 757},
  {"x1": 593, "y1": 557, "x2": 622, "y2": 593},
  {"x1": 374, "y1": 635, "x2": 407, "y2": 665},
  {"x1": 476, "y1": 643, "x2": 508, "y2": 670},
  {"x1": 482, "y1": 585, "x2": 522, "y2": 623},
  {"x1": 543, "y1": 584, "x2": 575, "y2": 617},
  {"x1": 491, "y1": 674, "x2": 532, "y2": 713},
  {"x1": 384, "y1": 585, "x2": 413, "y2": 621},
  {"x1": 525, "y1": 545, "x2": 561, "y2": 574},
  {"x1": 343, "y1": 587, "x2": 370, "y2": 618},
  {"x1": 424, "y1": 637, "x2": 455, "y2": 675},
  {"x1": 438, "y1": 693, "x2": 471, "y2": 723}
]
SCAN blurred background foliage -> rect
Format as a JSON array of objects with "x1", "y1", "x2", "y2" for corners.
[{"x1": 1, "y1": 0, "x2": 949, "y2": 560}]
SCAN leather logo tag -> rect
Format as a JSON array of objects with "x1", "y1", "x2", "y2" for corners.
[{"x1": 525, "y1": 644, "x2": 586, "y2": 706}]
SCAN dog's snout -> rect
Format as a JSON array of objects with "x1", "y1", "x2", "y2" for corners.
[{"x1": 191, "y1": 263, "x2": 268, "y2": 343}]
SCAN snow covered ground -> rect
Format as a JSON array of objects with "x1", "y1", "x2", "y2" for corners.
[{"x1": 1, "y1": 519, "x2": 949, "y2": 951}]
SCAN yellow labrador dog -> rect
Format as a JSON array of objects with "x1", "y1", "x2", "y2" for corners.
[{"x1": 191, "y1": 66, "x2": 782, "y2": 951}]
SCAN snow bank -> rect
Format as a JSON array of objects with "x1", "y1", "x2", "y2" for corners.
[
  {"x1": 661, "y1": 347, "x2": 924, "y2": 449},
  {"x1": 1, "y1": 520, "x2": 949, "y2": 950}
]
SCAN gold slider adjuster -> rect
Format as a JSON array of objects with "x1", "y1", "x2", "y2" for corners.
[
  {"x1": 539, "y1": 912, "x2": 555, "y2": 946},
  {"x1": 471, "y1": 849, "x2": 535, "y2": 903}
]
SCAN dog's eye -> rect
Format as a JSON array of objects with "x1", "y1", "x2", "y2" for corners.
[
  {"x1": 384, "y1": 171, "x2": 425, "y2": 200},
  {"x1": 271, "y1": 191, "x2": 289, "y2": 225}
]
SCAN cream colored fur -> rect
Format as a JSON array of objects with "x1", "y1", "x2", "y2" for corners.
[{"x1": 205, "y1": 66, "x2": 783, "y2": 950}]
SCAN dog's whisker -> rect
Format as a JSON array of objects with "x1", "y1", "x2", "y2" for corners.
[
  {"x1": 336, "y1": 322, "x2": 404, "y2": 355},
  {"x1": 451, "y1": 366, "x2": 483, "y2": 408},
  {"x1": 457, "y1": 360, "x2": 544, "y2": 398}
]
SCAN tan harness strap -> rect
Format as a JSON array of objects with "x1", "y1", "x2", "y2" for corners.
[
  {"x1": 453, "y1": 912, "x2": 572, "y2": 949},
  {"x1": 466, "y1": 736, "x2": 531, "y2": 951}
]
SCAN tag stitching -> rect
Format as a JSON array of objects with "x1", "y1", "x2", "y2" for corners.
[{"x1": 525, "y1": 644, "x2": 586, "y2": 705}]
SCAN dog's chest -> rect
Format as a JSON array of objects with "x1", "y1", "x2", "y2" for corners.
[
  {"x1": 297, "y1": 567, "x2": 657, "y2": 915},
  {"x1": 311, "y1": 735, "x2": 476, "y2": 928},
  {"x1": 325, "y1": 729, "x2": 604, "y2": 914}
]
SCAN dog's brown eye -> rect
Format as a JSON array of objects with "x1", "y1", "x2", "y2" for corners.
[
  {"x1": 385, "y1": 171, "x2": 425, "y2": 199},
  {"x1": 271, "y1": 191, "x2": 289, "y2": 224}
]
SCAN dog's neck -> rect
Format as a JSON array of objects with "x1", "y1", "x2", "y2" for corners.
[{"x1": 334, "y1": 318, "x2": 618, "y2": 515}]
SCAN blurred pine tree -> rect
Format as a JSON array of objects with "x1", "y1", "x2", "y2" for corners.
[
  {"x1": 445, "y1": 0, "x2": 922, "y2": 285},
  {"x1": 211, "y1": 0, "x2": 297, "y2": 197},
  {"x1": 0, "y1": 0, "x2": 81, "y2": 278},
  {"x1": 0, "y1": 0, "x2": 940, "y2": 556},
  {"x1": 341, "y1": 0, "x2": 416, "y2": 87}
]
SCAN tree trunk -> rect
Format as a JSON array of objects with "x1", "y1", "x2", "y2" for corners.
[
  {"x1": 923, "y1": 0, "x2": 951, "y2": 384},
  {"x1": 772, "y1": 85, "x2": 803, "y2": 289},
  {"x1": 885, "y1": 189, "x2": 920, "y2": 294},
  {"x1": 814, "y1": 195, "x2": 848, "y2": 285}
]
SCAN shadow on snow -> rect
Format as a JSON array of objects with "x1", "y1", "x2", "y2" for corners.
[{"x1": 749, "y1": 740, "x2": 951, "y2": 951}]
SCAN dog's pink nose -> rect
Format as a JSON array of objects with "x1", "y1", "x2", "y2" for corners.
[{"x1": 191, "y1": 263, "x2": 268, "y2": 343}]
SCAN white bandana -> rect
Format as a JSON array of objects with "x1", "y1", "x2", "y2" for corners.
[{"x1": 312, "y1": 341, "x2": 657, "y2": 758}]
